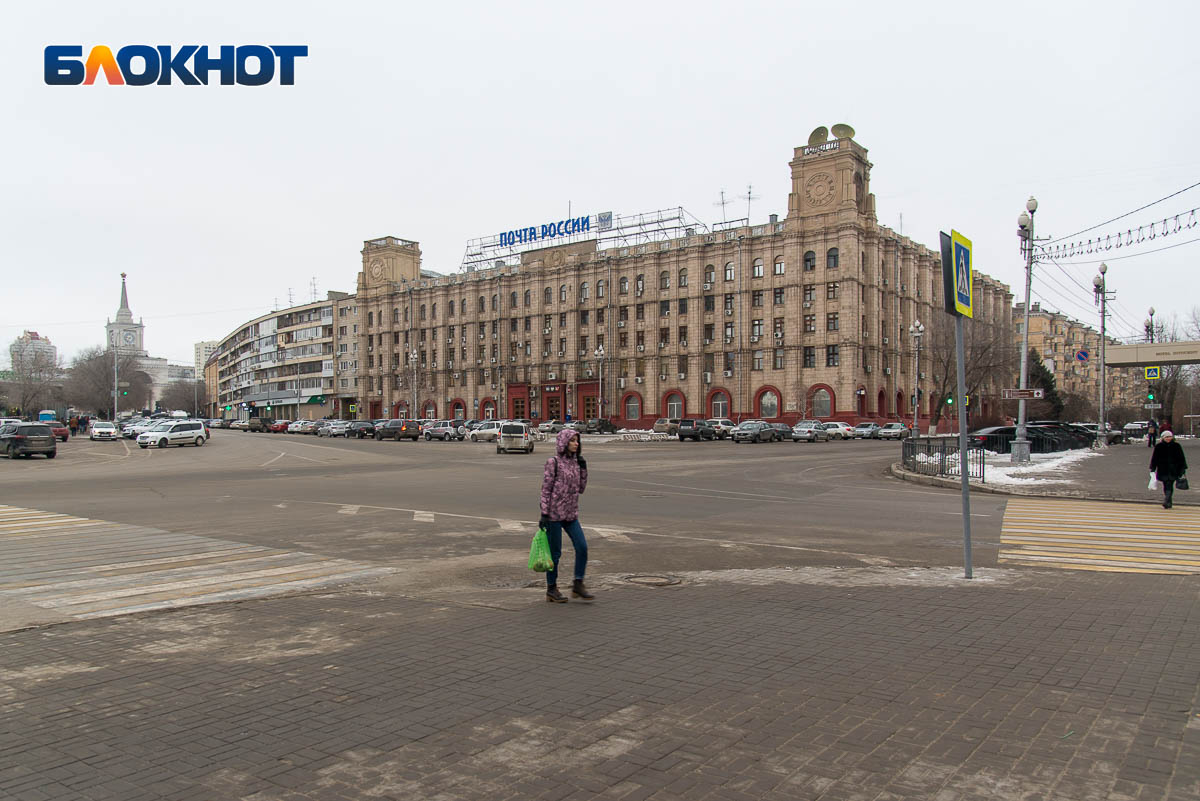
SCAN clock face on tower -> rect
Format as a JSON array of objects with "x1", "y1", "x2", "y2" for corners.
[
  {"x1": 369, "y1": 260, "x2": 384, "y2": 281},
  {"x1": 123, "y1": 331, "x2": 136, "y2": 345},
  {"x1": 805, "y1": 172, "x2": 836, "y2": 207}
]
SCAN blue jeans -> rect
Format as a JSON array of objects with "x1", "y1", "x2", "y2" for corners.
[{"x1": 545, "y1": 519, "x2": 587, "y2": 586}]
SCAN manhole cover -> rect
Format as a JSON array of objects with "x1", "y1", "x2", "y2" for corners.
[{"x1": 623, "y1": 574, "x2": 681, "y2": 587}]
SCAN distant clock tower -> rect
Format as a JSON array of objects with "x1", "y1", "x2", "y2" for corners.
[{"x1": 105, "y1": 272, "x2": 147, "y2": 356}]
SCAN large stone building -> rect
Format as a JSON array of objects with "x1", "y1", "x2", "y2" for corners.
[
  {"x1": 351, "y1": 131, "x2": 1015, "y2": 427},
  {"x1": 104, "y1": 274, "x2": 195, "y2": 409}
]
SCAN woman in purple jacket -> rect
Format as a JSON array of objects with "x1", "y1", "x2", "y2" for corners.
[{"x1": 539, "y1": 429, "x2": 594, "y2": 602}]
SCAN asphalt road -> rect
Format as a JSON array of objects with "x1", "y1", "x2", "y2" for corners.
[{"x1": 0, "y1": 430, "x2": 1005, "y2": 600}]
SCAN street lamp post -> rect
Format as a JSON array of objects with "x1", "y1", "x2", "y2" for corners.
[
  {"x1": 408, "y1": 349, "x2": 418, "y2": 420},
  {"x1": 1012, "y1": 196, "x2": 1039, "y2": 463},
  {"x1": 594, "y1": 344, "x2": 605, "y2": 421},
  {"x1": 1092, "y1": 263, "x2": 1111, "y2": 447},
  {"x1": 908, "y1": 319, "x2": 925, "y2": 436},
  {"x1": 1145, "y1": 307, "x2": 1156, "y2": 344}
]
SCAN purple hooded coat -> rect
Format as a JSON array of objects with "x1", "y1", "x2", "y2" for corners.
[{"x1": 539, "y1": 429, "x2": 588, "y2": 521}]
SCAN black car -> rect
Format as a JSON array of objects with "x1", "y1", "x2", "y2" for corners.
[
  {"x1": 969, "y1": 425, "x2": 1060, "y2": 454},
  {"x1": 677, "y1": 419, "x2": 715, "y2": 441},
  {"x1": 374, "y1": 419, "x2": 420, "y2": 441},
  {"x1": 768, "y1": 422, "x2": 793, "y2": 441},
  {"x1": 347, "y1": 421, "x2": 376, "y2": 439},
  {"x1": 0, "y1": 422, "x2": 57, "y2": 459},
  {"x1": 584, "y1": 418, "x2": 619, "y2": 434}
]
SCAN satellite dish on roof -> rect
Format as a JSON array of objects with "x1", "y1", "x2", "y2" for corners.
[
  {"x1": 807, "y1": 127, "x2": 829, "y2": 146},
  {"x1": 831, "y1": 123, "x2": 855, "y2": 139}
]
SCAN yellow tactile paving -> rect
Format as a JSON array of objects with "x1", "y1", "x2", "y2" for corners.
[{"x1": 1000, "y1": 498, "x2": 1200, "y2": 574}]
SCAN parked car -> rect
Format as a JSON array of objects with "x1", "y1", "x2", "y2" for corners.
[
  {"x1": 852, "y1": 422, "x2": 882, "y2": 439},
  {"x1": 470, "y1": 420, "x2": 503, "y2": 442},
  {"x1": 822, "y1": 422, "x2": 855, "y2": 440},
  {"x1": 44, "y1": 420, "x2": 70, "y2": 442},
  {"x1": 584, "y1": 418, "x2": 619, "y2": 434},
  {"x1": 497, "y1": 421, "x2": 535, "y2": 454},
  {"x1": 267, "y1": 420, "x2": 291, "y2": 433},
  {"x1": 791, "y1": 420, "x2": 829, "y2": 442},
  {"x1": 425, "y1": 421, "x2": 465, "y2": 441},
  {"x1": 229, "y1": 420, "x2": 250, "y2": 431},
  {"x1": 318, "y1": 421, "x2": 351, "y2": 437},
  {"x1": 538, "y1": 419, "x2": 564, "y2": 434},
  {"x1": 768, "y1": 422, "x2": 793, "y2": 441},
  {"x1": 562, "y1": 420, "x2": 586, "y2": 433},
  {"x1": 246, "y1": 418, "x2": 273, "y2": 432},
  {"x1": 89, "y1": 421, "x2": 119, "y2": 441},
  {"x1": 969, "y1": 425, "x2": 1059, "y2": 454},
  {"x1": 375, "y1": 419, "x2": 420, "y2": 441},
  {"x1": 347, "y1": 421, "x2": 376, "y2": 439},
  {"x1": 652, "y1": 418, "x2": 681, "y2": 435},
  {"x1": 706, "y1": 418, "x2": 736, "y2": 439},
  {"x1": 137, "y1": 420, "x2": 208, "y2": 449},
  {"x1": 877, "y1": 422, "x2": 911, "y2": 440},
  {"x1": 677, "y1": 419, "x2": 715, "y2": 441},
  {"x1": 216, "y1": 419, "x2": 234, "y2": 429},
  {"x1": 1079, "y1": 423, "x2": 1123, "y2": 445},
  {"x1": 0, "y1": 422, "x2": 57, "y2": 459},
  {"x1": 287, "y1": 421, "x2": 306, "y2": 433},
  {"x1": 732, "y1": 420, "x2": 774, "y2": 443},
  {"x1": 310, "y1": 420, "x2": 333, "y2": 436}
]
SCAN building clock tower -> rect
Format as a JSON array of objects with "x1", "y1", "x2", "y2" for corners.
[{"x1": 106, "y1": 272, "x2": 147, "y2": 356}]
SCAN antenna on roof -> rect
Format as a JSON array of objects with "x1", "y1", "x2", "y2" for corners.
[
  {"x1": 743, "y1": 184, "x2": 760, "y2": 224},
  {"x1": 309, "y1": 277, "x2": 318, "y2": 302},
  {"x1": 287, "y1": 288, "x2": 294, "y2": 307},
  {"x1": 714, "y1": 190, "x2": 731, "y2": 223}
]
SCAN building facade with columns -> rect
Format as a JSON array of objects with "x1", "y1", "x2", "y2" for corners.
[{"x1": 350, "y1": 132, "x2": 1015, "y2": 426}]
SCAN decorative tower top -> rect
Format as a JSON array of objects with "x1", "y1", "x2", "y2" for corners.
[{"x1": 116, "y1": 272, "x2": 133, "y2": 323}]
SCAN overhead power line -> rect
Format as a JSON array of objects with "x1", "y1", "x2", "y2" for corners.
[{"x1": 1045, "y1": 181, "x2": 1200, "y2": 245}]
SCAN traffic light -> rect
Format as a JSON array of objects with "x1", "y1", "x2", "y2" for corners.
[
  {"x1": 946, "y1": 396, "x2": 954, "y2": 406},
  {"x1": 1147, "y1": 391, "x2": 1155, "y2": 401},
  {"x1": 121, "y1": 390, "x2": 128, "y2": 396},
  {"x1": 265, "y1": 405, "x2": 271, "y2": 411}
]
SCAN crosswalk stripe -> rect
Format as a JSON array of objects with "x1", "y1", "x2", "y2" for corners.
[
  {"x1": 1000, "y1": 498, "x2": 1200, "y2": 574},
  {"x1": 0, "y1": 505, "x2": 394, "y2": 624}
]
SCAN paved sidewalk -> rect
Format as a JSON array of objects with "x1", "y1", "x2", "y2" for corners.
[
  {"x1": 2, "y1": 567, "x2": 1198, "y2": 800},
  {"x1": 895, "y1": 440, "x2": 1199, "y2": 506}
]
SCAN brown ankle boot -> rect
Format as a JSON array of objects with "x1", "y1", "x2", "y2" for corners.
[
  {"x1": 571, "y1": 579, "x2": 594, "y2": 600},
  {"x1": 546, "y1": 585, "x2": 567, "y2": 603}
]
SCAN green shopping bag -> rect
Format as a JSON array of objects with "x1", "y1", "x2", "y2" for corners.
[{"x1": 528, "y1": 527, "x2": 554, "y2": 572}]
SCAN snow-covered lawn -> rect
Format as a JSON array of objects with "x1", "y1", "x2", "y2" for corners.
[{"x1": 982, "y1": 447, "x2": 1100, "y2": 486}]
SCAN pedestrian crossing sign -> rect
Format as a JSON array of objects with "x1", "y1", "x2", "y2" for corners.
[
  {"x1": 950, "y1": 230, "x2": 973, "y2": 318},
  {"x1": 1145, "y1": 366, "x2": 1160, "y2": 380}
]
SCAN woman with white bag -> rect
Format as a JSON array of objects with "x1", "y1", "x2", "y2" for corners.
[{"x1": 1149, "y1": 430, "x2": 1187, "y2": 509}]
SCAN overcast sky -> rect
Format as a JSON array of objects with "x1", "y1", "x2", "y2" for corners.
[{"x1": 4, "y1": 1, "x2": 1198, "y2": 368}]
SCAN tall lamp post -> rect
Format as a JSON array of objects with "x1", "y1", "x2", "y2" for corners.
[
  {"x1": 408, "y1": 349, "x2": 418, "y2": 420},
  {"x1": 1145, "y1": 307, "x2": 1156, "y2": 344},
  {"x1": 594, "y1": 344, "x2": 605, "y2": 421},
  {"x1": 1012, "y1": 196, "x2": 1039, "y2": 463},
  {"x1": 1092, "y1": 263, "x2": 1111, "y2": 447},
  {"x1": 908, "y1": 319, "x2": 925, "y2": 436}
]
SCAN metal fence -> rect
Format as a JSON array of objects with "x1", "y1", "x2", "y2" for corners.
[{"x1": 901, "y1": 437, "x2": 986, "y2": 482}]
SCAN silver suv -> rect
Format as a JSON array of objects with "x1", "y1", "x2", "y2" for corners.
[{"x1": 137, "y1": 420, "x2": 207, "y2": 448}]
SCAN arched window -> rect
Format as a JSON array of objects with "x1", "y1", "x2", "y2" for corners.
[
  {"x1": 710, "y1": 391, "x2": 729, "y2": 418},
  {"x1": 635, "y1": 274, "x2": 645, "y2": 293},
  {"x1": 451, "y1": 401, "x2": 465, "y2": 419},
  {"x1": 619, "y1": 276, "x2": 629, "y2": 294},
  {"x1": 624, "y1": 394, "x2": 640, "y2": 420},
  {"x1": 665, "y1": 392, "x2": 683, "y2": 418},
  {"x1": 424, "y1": 402, "x2": 436, "y2": 418},
  {"x1": 678, "y1": 268, "x2": 688, "y2": 287},
  {"x1": 448, "y1": 300, "x2": 455, "y2": 317},
  {"x1": 431, "y1": 303, "x2": 437, "y2": 319},
  {"x1": 752, "y1": 258, "x2": 764, "y2": 278},
  {"x1": 559, "y1": 284, "x2": 567, "y2": 302},
  {"x1": 774, "y1": 257, "x2": 785, "y2": 275},
  {"x1": 491, "y1": 294, "x2": 499, "y2": 312},
  {"x1": 724, "y1": 262, "x2": 734, "y2": 281},
  {"x1": 404, "y1": 307, "x2": 410, "y2": 322},
  {"x1": 659, "y1": 271, "x2": 670, "y2": 290},
  {"x1": 478, "y1": 296, "x2": 486, "y2": 313},
  {"x1": 705, "y1": 264, "x2": 715, "y2": 284},
  {"x1": 580, "y1": 282, "x2": 589, "y2": 301},
  {"x1": 523, "y1": 289, "x2": 531, "y2": 307},
  {"x1": 510, "y1": 291, "x2": 518, "y2": 308},
  {"x1": 812, "y1": 388, "x2": 832, "y2": 418},
  {"x1": 759, "y1": 390, "x2": 779, "y2": 418},
  {"x1": 544, "y1": 287, "x2": 553, "y2": 305},
  {"x1": 597, "y1": 279, "x2": 605, "y2": 298},
  {"x1": 419, "y1": 304, "x2": 426, "y2": 321},
  {"x1": 826, "y1": 248, "x2": 839, "y2": 269},
  {"x1": 804, "y1": 251, "x2": 816, "y2": 271}
]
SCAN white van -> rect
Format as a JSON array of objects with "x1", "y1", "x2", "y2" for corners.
[
  {"x1": 496, "y1": 422, "x2": 535, "y2": 454},
  {"x1": 137, "y1": 420, "x2": 208, "y2": 448}
]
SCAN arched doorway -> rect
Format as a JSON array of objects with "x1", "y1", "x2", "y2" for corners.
[
  {"x1": 810, "y1": 387, "x2": 833, "y2": 418},
  {"x1": 622, "y1": 393, "x2": 642, "y2": 424},
  {"x1": 856, "y1": 388, "x2": 866, "y2": 416},
  {"x1": 480, "y1": 399, "x2": 496, "y2": 419},
  {"x1": 449, "y1": 399, "x2": 466, "y2": 419},
  {"x1": 708, "y1": 390, "x2": 730, "y2": 419},
  {"x1": 422, "y1": 400, "x2": 437, "y2": 419},
  {"x1": 664, "y1": 391, "x2": 684, "y2": 418},
  {"x1": 896, "y1": 391, "x2": 905, "y2": 420},
  {"x1": 877, "y1": 389, "x2": 887, "y2": 417},
  {"x1": 756, "y1": 388, "x2": 780, "y2": 418}
]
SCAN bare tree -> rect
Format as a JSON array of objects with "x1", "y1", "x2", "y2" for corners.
[
  {"x1": 923, "y1": 313, "x2": 1017, "y2": 431},
  {"x1": 8, "y1": 337, "x2": 63, "y2": 416},
  {"x1": 158, "y1": 380, "x2": 207, "y2": 415},
  {"x1": 65, "y1": 347, "x2": 151, "y2": 418}
]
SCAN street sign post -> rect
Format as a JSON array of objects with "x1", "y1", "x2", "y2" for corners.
[
  {"x1": 939, "y1": 228, "x2": 974, "y2": 580},
  {"x1": 1145, "y1": 366, "x2": 1161, "y2": 380},
  {"x1": 1075, "y1": 350, "x2": 1089, "y2": 362},
  {"x1": 1001, "y1": 388, "x2": 1044, "y2": 400}
]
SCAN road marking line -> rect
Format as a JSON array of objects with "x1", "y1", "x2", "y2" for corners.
[
  {"x1": 413, "y1": 511, "x2": 435, "y2": 522},
  {"x1": 497, "y1": 519, "x2": 526, "y2": 532},
  {"x1": 338, "y1": 505, "x2": 360, "y2": 515},
  {"x1": 261, "y1": 451, "x2": 287, "y2": 467}
]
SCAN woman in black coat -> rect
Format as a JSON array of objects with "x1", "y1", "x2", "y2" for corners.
[{"x1": 1149, "y1": 430, "x2": 1188, "y2": 508}]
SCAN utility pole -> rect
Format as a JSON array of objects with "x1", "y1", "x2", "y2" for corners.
[
  {"x1": 1092, "y1": 263, "x2": 1112, "y2": 447},
  {"x1": 1012, "y1": 196, "x2": 1039, "y2": 463}
]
